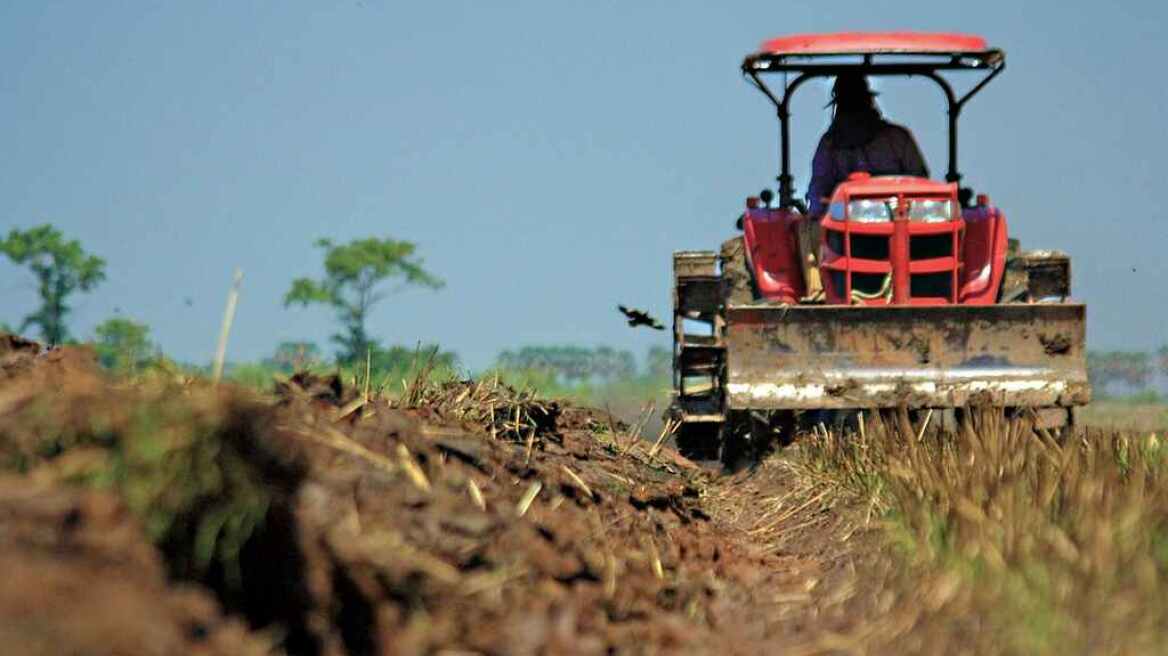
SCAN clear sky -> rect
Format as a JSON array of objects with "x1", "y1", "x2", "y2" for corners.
[{"x1": 2, "y1": 1, "x2": 1165, "y2": 370}]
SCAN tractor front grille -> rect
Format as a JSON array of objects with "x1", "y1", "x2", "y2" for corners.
[{"x1": 822, "y1": 222, "x2": 962, "y2": 304}]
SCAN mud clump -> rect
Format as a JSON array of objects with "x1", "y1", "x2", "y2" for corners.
[
  {"x1": 0, "y1": 332, "x2": 40, "y2": 361},
  {"x1": 276, "y1": 371, "x2": 352, "y2": 406},
  {"x1": 0, "y1": 332, "x2": 105, "y2": 391}
]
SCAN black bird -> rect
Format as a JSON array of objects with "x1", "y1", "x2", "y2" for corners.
[{"x1": 618, "y1": 305, "x2": 665, "y2": 330}]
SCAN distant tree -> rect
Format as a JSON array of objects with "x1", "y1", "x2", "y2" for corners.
[
  {"x1": 497, "y1": 348, "x2": 539, "y2": 376},
  {"x1": 369, "y1": 343, "x2": 458, "y2": 375},
  {"x1": 556, "y1": 346, "x2": 596, "y2": 383},
  {"x1": 591, "y1": 346, "x2": 636, "y2": 382},
  {"x1": 497, "y1": 346, "x2": 589, "y2": 383},
  {"x1": 265, "y1": 341, "x2": 323, "y2": 373},
  {"x1": 1086, "y1": 352, "x2": 1112, "y2": 390},
  {"x1": 283, "y1": 237, "x2": 443, "y2": 364},
  {"x1": 1088, "y1": 351, "x2": 1152, "y2": 392},
  {"x1": 495, "y1": 345, "x2": 637, "y2": 384},
  {"x1": 1117, "y1": 352, "x2": 1151, "y2": 387},
  {"x1": 1159, "y1": 346, "x2": 1168, "y2": 378},
  {"x1": 617, "y1": 349, "x2": 637, "y2": 380},
  {"x1": 92, "y1": 317, "x2": 156, "y2": 373},
  {"x1": 645, "y1": 345, "x2": 671, "y2": 379},
  {"x1": 496, "y1": 347, "x2": 544, "y2": 374},
  {"x1": 0, "y1": 225, "x2": 106, "y2": 345}
]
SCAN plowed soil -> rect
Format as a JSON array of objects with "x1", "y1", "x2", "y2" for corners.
[{"x1": 0, "y1": 338, "x2": 872, "y2": 655}]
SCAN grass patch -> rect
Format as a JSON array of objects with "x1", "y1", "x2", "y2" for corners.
[{"x1": 798, "y1": 409, "x2": 1168, "y2": 653}]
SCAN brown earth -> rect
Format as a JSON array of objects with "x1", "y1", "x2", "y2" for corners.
[
  {"x1": 0, "y1": 478, "x2": 271, "y2": 656},
  {"x1": 0, "y1": 339, "x2": 873, "y2": 655}
]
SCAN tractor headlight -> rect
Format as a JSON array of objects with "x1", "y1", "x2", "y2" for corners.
[
  {"x1": 908, "y1": 199, "x2": 957, "y2": 223},
  {"x1": 847, "y1": 198, "x2": 957, "y2": 222},
  {"x1": 846, "y1": 198, "x2": 894, "y2": 222}
]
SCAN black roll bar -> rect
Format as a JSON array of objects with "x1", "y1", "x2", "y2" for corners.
[{"x1": 743, "y1": 56, "x2": 1005, "y2": 209}]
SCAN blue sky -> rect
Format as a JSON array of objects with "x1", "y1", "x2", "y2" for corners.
[{"x1": 2, "y1": 1, "x2": 1165, "y2": 370}]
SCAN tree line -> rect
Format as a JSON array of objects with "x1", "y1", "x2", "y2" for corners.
[
  {"x1": 1, "y1": 224, "x2": 448, "y2": 374},
  {"x1": 1088, "y1": 349, "x2": 1168, "y2": 394},
  {"x1": 494, "y1": 345, "x2": 670, "y2": 384}
]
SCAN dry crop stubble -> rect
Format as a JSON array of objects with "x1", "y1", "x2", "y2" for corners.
[
  {"x1": 4, "y1": 333, "x2": 1167, "y2": 654},
  {"x1": 782, "y1": 408, "x2": 1168, "y2": 654}
]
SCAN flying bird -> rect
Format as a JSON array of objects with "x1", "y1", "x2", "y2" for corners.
[{"x1": 618, "y1": 305, "x2": 665, "y2": 330}]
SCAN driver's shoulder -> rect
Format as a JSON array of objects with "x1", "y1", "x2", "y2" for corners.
[{"x1": 879, "y1": 120, "x2": 916, "y2": 140}]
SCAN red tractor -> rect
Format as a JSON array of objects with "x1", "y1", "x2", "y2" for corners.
[{"x1": 671, "y1": 32, "x2": 1089, "y2": 462}]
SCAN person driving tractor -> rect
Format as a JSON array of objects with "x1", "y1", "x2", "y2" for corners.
[{"x1": 805, "y1": 73, "x2": 929, "y2": 215}]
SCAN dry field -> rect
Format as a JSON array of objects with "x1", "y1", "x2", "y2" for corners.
[
  {"x1": 1080, "y1": 400, "x2": 1168, "y2": 433},
  {"x1": 1, "y1": 334, "x2": 1165, "y2": 655}
]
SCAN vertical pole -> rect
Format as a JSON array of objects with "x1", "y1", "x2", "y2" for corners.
[
  {"x1": 924, "y1": 71, "x2": 961, "y2": 184},
  {"x1": 212, "y1": 268, "x2": 243, "y2": 385},
  {"x1": 947, "y1": 106, "x2": 961, "y2": 183},
  {"x1": 779, "y1": 104, "x2": 793, "y2": 208}
]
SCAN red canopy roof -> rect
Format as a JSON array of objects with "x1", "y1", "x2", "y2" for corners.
[{"x1": 758, "y1": 32, "x2": 989, "y2": 56}]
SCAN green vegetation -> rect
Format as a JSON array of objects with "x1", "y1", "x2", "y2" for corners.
[
  {"x1": 221, "y1": 341, "x2": 460, "y2": 398},
  {"x1": 331, "y1": 343, "x2": 460, "y2": 397},
  {"x1": 485, "y1": 344, "x2": 670, "y2": 430},
  {"x1": 284, "y1": 237, "x2": 443, "y2": 365},
  {"x1": 495, "y1": 345, "x2": 637, "y2": 384},
  {"x1": 488, "y1": 345, "x2": 663, "y2": 393},
  {"x1": 264, "y1": 340, "x2": 324, "y2": 372},
  {"x1": 92, "y1": 317, "x2": 158, "y2": 374},
  {"x1": 0, "y1": 225, "x2": 106, "y2": 345}
]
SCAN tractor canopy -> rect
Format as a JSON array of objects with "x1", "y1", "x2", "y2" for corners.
[
  {"x1": 742, "y1": 32, "x2": 1005, "y2": 209},
  {"x1": 747, "y1": 32, "x2": 1001, "y2": 65}
]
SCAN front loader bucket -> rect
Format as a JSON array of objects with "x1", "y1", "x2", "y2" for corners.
[{"x1": 724, "y1": 304, "x2": 1090, "y2": 410}]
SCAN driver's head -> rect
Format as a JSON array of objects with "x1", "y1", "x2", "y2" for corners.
[{"x1": 830, "y1": 73, "x2": 877, "y2": 112}]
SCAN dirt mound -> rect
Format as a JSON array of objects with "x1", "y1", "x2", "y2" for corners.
[
  {"x1": 0, "y1": 338, "x2": 860, "y2": 654},
  {"x1": 269, "y1": 377, "x2": 764, "y2": 654},
  {"x1": 0, "y1": 332, "x2": 106, "y2": 400}
]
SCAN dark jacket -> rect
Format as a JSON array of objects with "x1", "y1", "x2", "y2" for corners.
[{"x1": 806, "y1": 109, "x2": 929, "y2": 214}]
